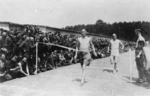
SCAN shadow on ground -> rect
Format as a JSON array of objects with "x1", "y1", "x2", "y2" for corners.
[
  {"x1": 72, "y1": 78, "x2": 87, "y2": 83},
  {"x1": 103, "y1": 68, "x2": 113, "y2": 73},
  {"x1": 123, "y1": 76, "x2": 150, "y2": 89}
]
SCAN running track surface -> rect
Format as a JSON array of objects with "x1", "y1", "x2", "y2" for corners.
[{"x1": 1, "y1": 51, "x2": 150, "y2": 96}]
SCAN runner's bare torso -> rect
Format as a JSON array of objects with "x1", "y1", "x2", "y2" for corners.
[{"x1": 78, "y1": 36, "x2": 91, "y2": 52}]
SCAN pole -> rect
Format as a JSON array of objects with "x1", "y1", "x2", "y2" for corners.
[
  {"x1": 129, "y1": 48, "x2": 132, "y2": 82},
  {"x1": 26, "y1": 62, "x2": 30, "y2": 76},
  {"x1": 35, "y1": 42, "x2": 38, "y2": 74}
]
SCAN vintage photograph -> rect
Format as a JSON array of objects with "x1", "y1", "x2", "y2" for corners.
[{"x1": 0, "y1": 0, "x2": 150, "y2": 96}]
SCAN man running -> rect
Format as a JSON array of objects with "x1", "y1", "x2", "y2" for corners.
[
  {"x1": 74, "y1": 29, "x2": 97, "y2": 86},
  {"x1": 107, "y1": 33, "x2": 124, "y2": 73}
]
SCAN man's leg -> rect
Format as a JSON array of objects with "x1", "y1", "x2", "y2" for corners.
[
  {"x1": 80, "y1": 64, "x2": 87, "y2": 87},
  {"x1": 114, "y1": 56, "x2": 119, "y2": 72},
  {"x1": 81, "y1": 63, "x2": 86, "y2": 83},
  {"x1": 110, "y1": 56, "x2": 116, "y2": 73},
  {"x1": 136, "y1": 59, "x2": 146, "y2": 82},
  {"x1": 110, "y1": 56, "x2": 114, "y2": 65},
  {"x1": 144, "y1": 70, "x2": 150, "y2": 87},
  {"x1": 80, "y1": 56, "x2": 90, "y2": 86}
]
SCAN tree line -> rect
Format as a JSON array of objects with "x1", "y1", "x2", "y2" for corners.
[{"x1": 64, "y1": 20, "x2": 150, "y2": 41}]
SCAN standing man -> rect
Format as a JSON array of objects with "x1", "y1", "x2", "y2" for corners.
[
  {"x1": 74, "y1": 29, "x2": 97, "y2": 86},
  {"x1": 107, "y1": 33, "x2": 124, "y2": 73},
  {"x1": 135, "y1": 29, "x2": 146, "y2": 83},
  {"x1": 135, "y1": 29, "x2": 150, "y2": 87}
]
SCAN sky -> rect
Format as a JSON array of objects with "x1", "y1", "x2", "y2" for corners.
[{"x1": 0, "y1": 0, "x2": 150, "y2": 28}]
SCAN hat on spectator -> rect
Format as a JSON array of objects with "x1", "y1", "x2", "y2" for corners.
[
  {"x1": 135, "y1": 29, "x2": 141, "y2": 32},
  {"x1": 135, "y1": 29, "x2": 142, "y2": 34}
]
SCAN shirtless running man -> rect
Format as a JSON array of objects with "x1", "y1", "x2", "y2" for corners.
[{"x1": 74, "y1": 29, "x2": 97, "y2": 86}]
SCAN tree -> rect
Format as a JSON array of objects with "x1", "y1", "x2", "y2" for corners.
[{"x1": 64, "y1": 20, "x2": 150, "y2": 41}]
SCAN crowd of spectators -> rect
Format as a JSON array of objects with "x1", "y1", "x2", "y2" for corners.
[{"x1": 0, "y1": 26, "x2": 135, "y2": 82}]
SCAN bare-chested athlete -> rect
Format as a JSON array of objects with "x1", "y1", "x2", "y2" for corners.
[{"x1": 74, "y1": 29, "x2": 97, "y2": 86}]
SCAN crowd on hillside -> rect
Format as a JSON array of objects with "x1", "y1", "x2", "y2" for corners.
[{"x1": 0, "y1": 26, "x2": 135, "y2": 82}]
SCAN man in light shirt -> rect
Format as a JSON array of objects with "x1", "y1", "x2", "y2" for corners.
[
  {"x1": 74, "y1": 29, "x2": 97, "y2": 86},
  {"x1": 107, "y1": 33, "x2": 124, "y2": 73},
  {"x1": 135, "y1": 29, "x2": 150, "y2": 88}
]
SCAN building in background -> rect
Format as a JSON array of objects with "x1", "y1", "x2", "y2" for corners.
[
  {"x1": 0, "y1": 22, "x2": 10, "y2": 31},
  {"x1": 0, "y1": 21, "x2": 111, "y2": 40}
]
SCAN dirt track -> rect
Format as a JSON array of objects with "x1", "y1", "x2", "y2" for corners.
[{"x1": 0, "y1": 52, "x2": 150, "y2": 96}]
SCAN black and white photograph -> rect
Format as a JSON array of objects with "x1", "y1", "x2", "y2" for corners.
[{"x1": 0, "y1": 0, "x2": 150, "y2": 96}]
